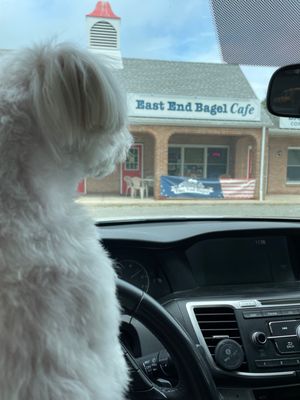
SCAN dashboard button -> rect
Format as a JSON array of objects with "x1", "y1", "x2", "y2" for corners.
[
  {"x1": 255, "y1": 359, "x2": 282, "y2": 368},
  {"x1": 261, "y1": 310, "x2": 282, "y2": 317},
  {"x1": 252, "y1": 331, "x2": 267, "y2": 345},
  {"x1": 243, "y1": 311, "x2": 262, "y2": 318},
  {"x1": 269, "y1": 321, "x2": 298, "y2": 336},
  {"x1": 275, "y1": 338, "x2": 300, "y2": 354},
  {"x1": 281, "y1": 309, "x2": 300, "y2": 317},
  {"x1": 282, "y1": 358, "x2": 299, "y2": 367},
  {"x1": 255, "y1": 358, "x2": 300, "y2": 368},
  {"x1": 239, "y1": 300, "x2": 259, "y2": 308},
  {"x1": 255, "y1": 360, "x2": 269, "y2": 368},
  {"x1": 265, "y1": 359, "x2": 282, "y2": 367}
]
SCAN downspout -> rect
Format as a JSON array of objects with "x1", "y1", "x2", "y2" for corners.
[{"x1": 259, "y1": 126, "x2": 266, "y2": 201}]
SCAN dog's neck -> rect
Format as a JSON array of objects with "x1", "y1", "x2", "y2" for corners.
[
  {"x1": 0, "y1": 138, "x2": 83, "y2": 221},
  {"x1": 29, "y1": 145, "x2": 83, "y2": 208}
]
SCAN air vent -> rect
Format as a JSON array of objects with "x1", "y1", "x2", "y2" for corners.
[
  {"x1": 90, "y1": 21, "x2": 118, "y2": 49},
  {"x1": 194, "y1": 306, "x2": 248, "y2": 371}
]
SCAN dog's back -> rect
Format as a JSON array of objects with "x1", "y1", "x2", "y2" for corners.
[{"x1": 0, "y1": 43, "x2": 131, "y2": 400}]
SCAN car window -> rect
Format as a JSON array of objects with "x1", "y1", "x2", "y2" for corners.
[{"x1": 1, "y1": 0, "x2": 299, "y2": 221}]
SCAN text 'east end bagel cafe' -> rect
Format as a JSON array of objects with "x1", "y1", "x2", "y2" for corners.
[{"x1": 128, "y1": 94, "x2": 261, "y2": 121}]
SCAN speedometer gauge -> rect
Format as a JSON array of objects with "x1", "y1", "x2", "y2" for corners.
[{"x1": 117, "y1": 259, "x2": 150, "y2": 292}]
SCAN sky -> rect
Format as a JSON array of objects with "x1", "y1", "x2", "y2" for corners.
[{"x1": 0, "y1": 0, "x2": 276, "y2": 99}]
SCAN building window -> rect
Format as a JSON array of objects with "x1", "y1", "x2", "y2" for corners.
[
  {"x1": 207, "y1": 147, "x2": 228, "y2": 178},
  {"x1": 125, "y1": 148, "x2": 139, "y2": 170},
  {"x1": 287, "y1": 148, "x2": 300, "y2": 182},
  {"x1": 183, "y1": 148, "x2": 205, "y2": 178},
  {"x1": 168, "y1": 147, "x2": 182, "y2": 176},
  {"x1": 168, "y1": 145, "x2": 228, "y2": 179}
]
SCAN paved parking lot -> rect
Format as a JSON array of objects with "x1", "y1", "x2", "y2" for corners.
[{"x1": 77, "y1": 195, "x2": 300, "y2": 221}]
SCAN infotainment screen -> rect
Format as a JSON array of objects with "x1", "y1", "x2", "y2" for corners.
[{"x1": 186, "y1": 236, "x2": 294, "y2": 286}]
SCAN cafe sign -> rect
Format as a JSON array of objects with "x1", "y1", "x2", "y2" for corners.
[
  {"x1": 128, "y1": 94, "x2": 261, "y2": 122},
  {"x1": 280, "y1": 117, "x2": 300, "y2": 129}
]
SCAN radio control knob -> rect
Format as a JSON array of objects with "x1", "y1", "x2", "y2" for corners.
[
  {"x1": 296, "y1": 325, "x2": 300, "y2": 340},
  {"x1": 252, "y1": 332, "x2": 267, "y2": 345}
]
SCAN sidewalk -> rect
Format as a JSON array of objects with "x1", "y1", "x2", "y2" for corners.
[{"x1": 76, "y1": 194, "x2": 300, "y2": 207}]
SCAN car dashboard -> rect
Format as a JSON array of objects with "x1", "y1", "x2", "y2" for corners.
[{"x1": 99, "y1": 219, "x2": 300, "y2": 400}]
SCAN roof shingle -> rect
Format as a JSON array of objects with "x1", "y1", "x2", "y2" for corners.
[{"x1": 114, "y1": 58, "x2": 257, "y2": 100}]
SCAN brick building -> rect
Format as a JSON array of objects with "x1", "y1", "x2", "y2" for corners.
[
  {"x1": 268, "y1": 117, "x2": 300, "y2": 195},
  {"x1": 86, "y1": 58, "x2": 273, "y2": 199}
]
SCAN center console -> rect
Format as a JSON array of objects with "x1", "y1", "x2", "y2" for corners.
[
  {"x1": 186, "y1": 299, "x2": 300, "y2": 378},
  {"x1": 184, "y1": 233, "x2": 300, "y2": 378},
  {"x1": 184, "y1": 298, "x2": 300, "y2": 399},
  {"x1": 238, "y1": 305, "x2": 300, "y2": 372}
]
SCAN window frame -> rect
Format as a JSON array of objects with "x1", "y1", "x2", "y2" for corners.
[
  {"x1": 168, "y1": 144, "x2": 229, "y2": 179},
  {"x1": 125, "y1": 146, "x2": 140, "y2": 171},
  {"x1": 286, "y1": 147, "x2": 300, "y2": 184}
]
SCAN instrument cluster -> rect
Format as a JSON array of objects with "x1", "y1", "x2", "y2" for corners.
[{"x1": 107, "y1": 245, "x2": 171, "y2": 299}]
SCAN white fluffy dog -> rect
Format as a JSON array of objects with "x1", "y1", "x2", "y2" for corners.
[{"x1": 0, "y1": 42, "x2": 132, "y2": 399}]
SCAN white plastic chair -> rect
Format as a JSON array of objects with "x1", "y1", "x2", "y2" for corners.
[
  {"x1": 131, "y1": 177, "x2": 146, "y2": 199},
  {"x1": 144, "y1": 176, "x2": 154, "y2": 197},
  {"x1": 123, "y1": 176, "x2": 134, "y2": 196}
]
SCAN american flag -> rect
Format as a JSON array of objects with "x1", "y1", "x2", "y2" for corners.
[{"x1": 220, "y1": 179, "x2": 256, "y2": 199}]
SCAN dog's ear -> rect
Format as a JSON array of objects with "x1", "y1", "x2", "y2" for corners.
[{"x1": 30, "y1": 43, "x2": 127, "y2": 157}]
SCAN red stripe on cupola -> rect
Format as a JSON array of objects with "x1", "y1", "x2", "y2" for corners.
[{"x1": 86, "y1": 1, "x2": 120, "y2": 19}]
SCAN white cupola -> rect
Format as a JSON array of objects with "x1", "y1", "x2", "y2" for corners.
[{"x1": 86, "y1": 1, "x2": 122, "y2": 69}]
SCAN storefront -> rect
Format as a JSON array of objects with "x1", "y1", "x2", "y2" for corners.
[{"x1": 86, "y1": 57, "x2": 272, "y2": 199}]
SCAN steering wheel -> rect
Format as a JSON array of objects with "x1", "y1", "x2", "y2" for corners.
[{"x1": 117, "y1": 279, "x2": 221, "y2": 400}]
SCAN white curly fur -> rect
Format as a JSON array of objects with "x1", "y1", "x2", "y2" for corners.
[{"x1": 0, "y1": 42, "x2": 132, "y2": 399}]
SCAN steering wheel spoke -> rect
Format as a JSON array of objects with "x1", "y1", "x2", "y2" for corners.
[
  {"x1": 118, "y1": 279, "x2": 221, "y2": 400},
  {"x1": 128, "y1": 375, "x2": 190, "y2": 400},
  {"x1": 122, "y1": 343, "x2": 190, "y2": 399}
]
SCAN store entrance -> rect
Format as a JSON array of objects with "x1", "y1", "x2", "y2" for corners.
[
  {"x1": 121, "y1": 143, "x2": 143, "y2": 194},
  {"x1": 77, "y1": 179, "x2": 86, "y2": 194}
]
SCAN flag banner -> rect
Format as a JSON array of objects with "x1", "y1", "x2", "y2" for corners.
[
  {"x1": 160, "y1": 176, "x2": 223, "y2": 199},
  {"x1": 160, "y1": 176, "x2": 256, "y2": 199},
  {"x1": 221, "y1": 179, "x2": 256, "y2": 199}
]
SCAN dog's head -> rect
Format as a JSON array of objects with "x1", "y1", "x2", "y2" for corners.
[{"x1": 4, "y1": 42, "x2": 133, "y2": 179}]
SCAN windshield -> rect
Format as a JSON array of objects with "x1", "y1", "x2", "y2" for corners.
[{"x1": 2, "y1": 0, "x2": 300, "y2": 221}]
